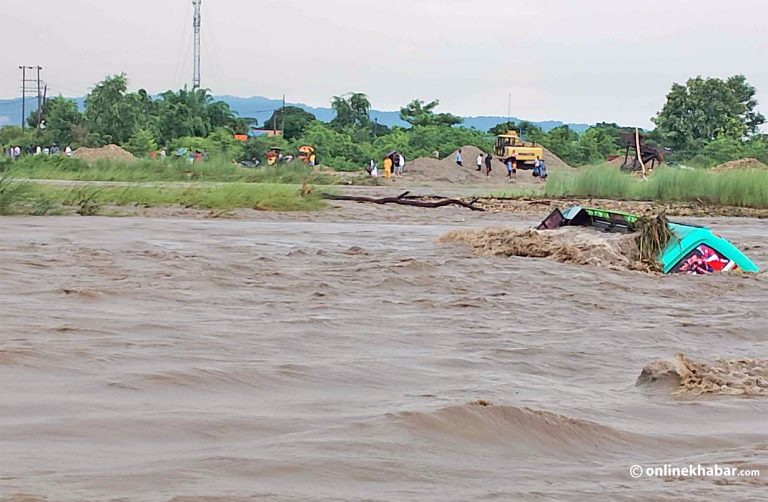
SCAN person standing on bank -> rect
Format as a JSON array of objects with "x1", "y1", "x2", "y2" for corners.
[
  {"x1": 484, "y1": 153, "x2": 493, "y2": 177},
  {"x1": 455, "y1": 149, "x2": 463, "y2": 167},
  {"x1": 383, "y1": 155, "x2": 393, "y2": 179}
]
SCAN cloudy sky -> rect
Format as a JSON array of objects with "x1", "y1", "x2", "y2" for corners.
[{"x1": 1, "y1": 0, "x2": 766, "y2": 127}]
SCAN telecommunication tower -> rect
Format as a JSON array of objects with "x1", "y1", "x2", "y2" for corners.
[{"x1": 192, "y1": 0, "x2": 202, "y2": 89}]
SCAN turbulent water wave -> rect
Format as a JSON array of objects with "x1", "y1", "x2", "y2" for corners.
[
  {"x1": 396, "y1": 402, "x2": 649, "y2": 457},
  {"x1": 638, "y1": 353, "x2": 768, "y2": 396},
  {"x1": 440, "y1": 227, "x2": 655, "y2": 271}
]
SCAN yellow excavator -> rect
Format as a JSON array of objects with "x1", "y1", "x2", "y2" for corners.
[{"x1": 494, "y1": 130, "x2": 543, "y2": 166}]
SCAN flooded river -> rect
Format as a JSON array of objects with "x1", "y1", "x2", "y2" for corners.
[{"x1": 1, "y1": 206, "x2": 766, "y2": 500}]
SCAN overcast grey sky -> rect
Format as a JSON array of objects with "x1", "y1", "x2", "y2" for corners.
[{"x1": 1, "y1": 0, "x2": 766, "y2": 127}]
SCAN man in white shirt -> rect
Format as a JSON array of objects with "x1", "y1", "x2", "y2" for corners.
[
  {"x1": 476, "y1": 153, "x2": 483, "y2": 171},
  {"x1": 455, "y1": 149, "x2": 463, "y2": 167}
]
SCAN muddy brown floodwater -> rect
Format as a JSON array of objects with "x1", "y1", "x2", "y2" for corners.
[{"x1": 1, "y1": 203, "x2": 767, "y2": 501}]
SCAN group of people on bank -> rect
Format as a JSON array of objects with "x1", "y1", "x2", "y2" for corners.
[
  {"x1": 367, "y1": 152, "x2": 406, "y2": 178},
  {"x1": 456, "y1": 149, "x2": 547, "y2": 180},
  {"x1": 3, "y1": 143, "x2": 73, "y2": 160}
]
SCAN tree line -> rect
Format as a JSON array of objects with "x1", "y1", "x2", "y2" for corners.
[{"x1": 1, "y1": 73, "x2": 765, "y2": 169}]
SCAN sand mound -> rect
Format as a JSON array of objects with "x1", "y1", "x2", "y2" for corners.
[
  {"x1": 712, "y1": 158, "x2": 768, "y2": 172},
  {"x1": 407, "y1": 156, "x2": 482, "y2": 183},
  {"x1": 637, "y1": 353, "x2": 768, "y2": 396},
  {"x1": 541, "y1": 147, "x2": 573, "y2": 170},
  {"x1": 440, "y1": 226, "x2": 652, "y2": 271},
  {"x1": 73, "y1": 144, "x2": 135, "y2": 163},
  {"x1": 407, "y1": 144, "x2": 574, "y2": 184},
  {"x1": 447, "y1": 145, "x2": 512, "y2": 182}
]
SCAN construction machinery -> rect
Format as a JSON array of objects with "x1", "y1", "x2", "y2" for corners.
[
  {"x1": 494, "y1": 130, "x2": 544, "y2": 167},
  {"x1": 619, "y1": 131, "x2": 664, "y2": 173}
]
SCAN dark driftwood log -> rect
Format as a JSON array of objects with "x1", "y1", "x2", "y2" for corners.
[{"x1": 323, "y1": 191, "x2": 485, "y2": 211}]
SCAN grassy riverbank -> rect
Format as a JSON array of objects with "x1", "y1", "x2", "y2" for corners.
[
  {"x1": 0, "y1": 156, "x2": 371, "y2": 185},
  {"x1": 544, "y1": 165, "x2": 768, "y2": 209},
  {"x1": 0, "y1": 177, "x2": 327, "y2": 215}
]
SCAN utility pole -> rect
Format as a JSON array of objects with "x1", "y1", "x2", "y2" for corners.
[
  {"x1": 192, "y1": 0, "x2": 202, "y2": 89},
  {"x1": 38, "y1": 84, "x2": 48, "y2": 129},
  {"x1": 19, "y1": 66, "x2": 26, "y2": 130},
  {"x1": 272, "y1": 109, "x2": 277, "y2": 134},
  {"x1": 19, "y1": 65, "x2": 41, "y2": 130},
  {"x1": 281, "y1": 94, "x2": 285, "y2": 135},
  {"x1": 36, "y1": 66, "x2": 42, "y2": 120}
]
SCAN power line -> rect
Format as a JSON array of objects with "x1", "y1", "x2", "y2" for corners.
[
  {"x1": 175, "y1": 25, "x2": 193, "y2": 89},
  {"x1": 45, "y1": 81, "x2": 87, "y2": 97},
  {"x1": 201, "y1": 2, "x2": 226, "y2": 92},
  {"x1": 171, "y1": 1, "x2": 193, "y2": 89}
]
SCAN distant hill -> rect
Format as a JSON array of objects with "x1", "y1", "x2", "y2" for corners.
[
  {"x1": 0, "y1": 97, "x2": 85, "y2": 128},
  {"x1": 213, "y1": 96, "x2": 591, "y2": 132},
  {"x1": 0, "y1": 95, "x2": 590, "y2": 133}
]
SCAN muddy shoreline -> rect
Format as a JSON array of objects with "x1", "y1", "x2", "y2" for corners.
[{"x1": 26, "y1": 193, "x2": 768, "y2": 221}]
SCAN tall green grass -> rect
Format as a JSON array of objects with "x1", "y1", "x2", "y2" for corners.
[
  {"x1": 49, "y1": 183, "x2": 327, "y2": 212},
  {"x1": 0, "y1": 176, "x2": 30, "y2": 214},
  {"x1": 0, "y1": 179, "x2": 327, "y2": 214},
  {"x1": 545, "y1": 164, "x2": 768, "y2": 209},
  {"x1": 1, "y1": 155, "x2": 342, "y2": 185}
]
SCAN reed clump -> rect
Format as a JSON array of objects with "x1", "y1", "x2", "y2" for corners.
[{"x1": 545, "y1": 164, "x2": 768, "y2": 209}]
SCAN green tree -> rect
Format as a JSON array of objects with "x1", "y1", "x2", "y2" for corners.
[
  {"x1": 29, "y1": 96, "x2": 84, "y2": 146},
  {"x1": 293, "y1": 121, "x2": 372, "y2": 170},
  {"x1": 488, "y1": 121, "x2": 519, "y2": 135},
  {"x1": 653, "y1": 75, "x2": 765, "y2": 152},
  {"x1": 157, "y1": 88, "x2": 211, "y2": 142},
  {"x1": 207, "y1": 127, "x2": 244, "y2": 158},
  {"x1": 84, "y1": 73, "x2": 142, "y2": 145},
  {"x1": 576, "y1": 123, "x2": 623, "y2": 162},
  {"x1": 125, "y1": 128, "x2": 158, "y2": 157},
  {"x1": 0, "y1": 126, "x2": 25, "y2": 146},
  {"x1": 370, "y1": 119, "x2": 391, "y2": 137},
  {"x1": 263, "y1": 106, "x2": 316, "y2": 140},
  {"x1": 540, "y1": 125, "x2": 579, "y2": 164},
  {"x1": 330, "y1": 93, "x2": 371, "y2": 130},
  {"x1": 516, "y1": 121, "x2": 545, "y2": 143},
  {"x1": 399, "y1": 99, "x2": 463, "y2": 127},
  {"x1": 155, "y1": 87, "x2": 240, "y2": 145}
]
